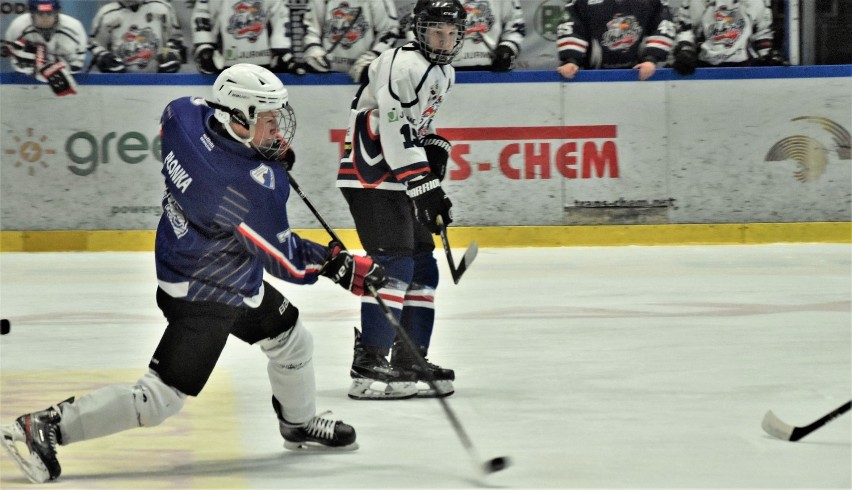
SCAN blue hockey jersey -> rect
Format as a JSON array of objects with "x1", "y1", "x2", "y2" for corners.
[{"x1": 155, "y1": 96, "x2": 328, "y2": 307}]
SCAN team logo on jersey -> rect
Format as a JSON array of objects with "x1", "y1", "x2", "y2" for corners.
[
  {"x1": 327, "y1": 3, "x2": 368, "y2": 50},
  {"x1": 602, "y1": 15, "x2": 642, "y2": 51},
  {"x1": 227, "y1": 1, "x2": 266, "y2": 42},
  {"x1": 164, "y1": 192, "x2": 189, "y2": 238},
  {"x1": 709, "y1": 6, "x2": 746, "y2": 48},
  {"x1": 463, "y1": 1, "x2": 495, "y2": 41},
  {"x1": 119, "y1": 25, "x2": 159, "y2": 68},
  {"x1": 250, "y1": 164, "x2": 275, "y2": 189}
]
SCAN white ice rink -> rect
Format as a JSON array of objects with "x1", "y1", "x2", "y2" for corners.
[{"x1": 1, "y1": 244, "x2": 850, "y2": 489}]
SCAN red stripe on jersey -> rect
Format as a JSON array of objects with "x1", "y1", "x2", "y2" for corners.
[{"x1": 237, "y1": 223, "x2": 314, "y2": 279}]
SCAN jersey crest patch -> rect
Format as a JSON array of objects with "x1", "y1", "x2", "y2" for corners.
[{"x1": 250, "y1": 164, "x2": 275, "y2": 189}]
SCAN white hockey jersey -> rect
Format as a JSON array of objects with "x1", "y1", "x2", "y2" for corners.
[
  {"x1": 302, "y1": 0, "x2": 400, "y2": 73},
  {"x1": 452, "y1": 0, "x2": 525, "y2": 68},
  {"x1": 336, "y1": 42, "x2": 454, "y2": 191},
  {"x1": 4, "y1": 12, "x2": 87, "y2": 78},
  {"x1": 89, "y1": 0, "x2": 183, "y2": 73},
  {"x1": 675, "y1": 0, "x2": 774, "y2": 65},
  {"x1": 191, "y1": 0, "x2": 291, "y2": 67}
]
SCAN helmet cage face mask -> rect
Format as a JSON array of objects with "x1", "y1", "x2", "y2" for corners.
[
  {"x1": 413, "y1": 0, "x2": 467, "y2": 65},
  {"x1": 211, "y1": 64, "x2": 296, "y2": 160},
  {"x1": 249, "y1": 104, "x2": 296, "y2": 161}
]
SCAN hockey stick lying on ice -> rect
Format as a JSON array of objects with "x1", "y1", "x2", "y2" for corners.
[
  {"x1": 436, "y1": 216, "x2": 477, "y2": 285},
  {"x1": 287, "y1": 172, "x2": 509, "y2": 475},
  {"x1": 761, "y1": 400, "x2": 851, "y2": 442}
]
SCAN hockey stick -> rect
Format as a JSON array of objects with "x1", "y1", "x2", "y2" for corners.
[
  {"x1": 286, "y1": 172, "x2": 509, "y2": 475},
  {"x1": 436, "y1": 215, "x2": 478, "y2": 285},
  {"x1": 761, "y1": 400, "x2": 851, "y2": 442}
]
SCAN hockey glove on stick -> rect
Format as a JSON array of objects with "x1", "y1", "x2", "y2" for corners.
[
  {"x1": 406, "y1": 173, "x2": 453, "y2": 234},
  {"x1": 423, "y1": 134, "x2": 452, "y2": 181},
  {"x1": 348, "y1": 50, "x2": 377, "y2": 83},
  {"x1": 672, "y1": 41, "x2": 697, "y2": 76},
  {"x1": 320, "y1": 242, "x2": 387, "y2": 296},
  {"x1": 40, "y1": 61, "x2": 77, "y2": 96},
  {"x1": 491, "y1": 45, "x2": 516, "y2": 72}
]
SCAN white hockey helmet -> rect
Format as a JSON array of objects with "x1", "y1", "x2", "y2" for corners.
[{"x1": 211, "y1": 63, "x2": 296, "y2": 160}]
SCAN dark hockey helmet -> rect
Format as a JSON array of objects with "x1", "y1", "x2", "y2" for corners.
[
  {"x1": 28, "y1": 0, "x2": 60, "y2": 34},
  {"x1": 412, "y1": 0, "x2": 467, "y2": 65}
]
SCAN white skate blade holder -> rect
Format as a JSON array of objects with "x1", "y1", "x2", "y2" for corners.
[{"x1": 0, "y1": 424, "x2": 51, "y2": 483}]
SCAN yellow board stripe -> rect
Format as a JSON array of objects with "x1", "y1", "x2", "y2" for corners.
[{"x1": 1, "y1": 223, "x2": 849, "y2": 252}]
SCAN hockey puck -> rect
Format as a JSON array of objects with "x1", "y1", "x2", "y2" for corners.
[
  {"x1": 1, "y1": 319, "x2": 9, "y2": 335},
  {"x1": 483, "y1": 456, "x2": 510, "y2": 473}
]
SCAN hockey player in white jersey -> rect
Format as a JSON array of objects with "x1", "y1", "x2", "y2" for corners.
[
  {"x1": 399, "y1": 0, "x2": 525, "y2": 72},
  {"x1": 335, "y1": 0, "x2": 465, "y2": 400},
  {"x1": 88, "y1": 0, "x2": 185, "y2": 73},
  {"x1": 300, "y1": 0, "x2": 401, "y2": 83},
  {"x1": 191, "y1": 0, "x2": 294, "y2": 74},
  {"x1": 0, "y1": 64, "x2": 387, "y2": 484},
  {"x1": 2, "y1": 0, "x2": 85, "y2": 96},
  {"x1": 671, "y1": 0, "x2": 781, "y2": 75}
]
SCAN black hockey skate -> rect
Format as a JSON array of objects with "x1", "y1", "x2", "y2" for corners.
[
  {"x1": 349, "y1": 328, "x2": 417, "y2": 400},
  {"x1": 0, "y1": 397, "x2": 73, "y2": 483},
  {"x1": 279, "y1": 411, "x2": 358, "y2": 451},
  {"x1": 391, "y1": 342, "x2": 455, "y2": 398}
]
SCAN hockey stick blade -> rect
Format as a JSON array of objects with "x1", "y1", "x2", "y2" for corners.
[
  {"x1": 437, "y1": 217, "x2": 477, "y2": 284},
  {"x1": 761, "y1": 400, "x2": 851, "y2": 442}
]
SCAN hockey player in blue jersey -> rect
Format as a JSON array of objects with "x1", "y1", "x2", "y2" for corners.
[
  {"x1": 335, "y1": 0, "x2": 465, "y2": 400},
  {"x1": 0, "y1": 63, "x2": 386, "y2": 484}
]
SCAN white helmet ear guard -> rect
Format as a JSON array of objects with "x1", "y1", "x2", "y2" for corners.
[{"x1": 209, "y1": 63, "x2": 296, "y2": 160}]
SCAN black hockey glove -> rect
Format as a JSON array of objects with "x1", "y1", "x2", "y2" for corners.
[
  {"x1": 672, "y1": 41, "x2": 697, "y2": 76},
  {"x1": 320, "y1": 242, "x2": 387, "y2": 296},
  {"x1": 422, "y1": 134, "x2": 452, "y2": 181},
  {"x1": 280, "y1": 148, "x2": 295, "y2": 170},
  {"x1": 194, "y1": 43, "x2": 221, "y2": 74},
  {"x1": 156, "y1": 49, "x2": 181, "y2": 73},
  {"x1": 95, "y1": 51, "x2": 126, "y2": 73},
  {"x1": 754, "y1": 49, "x2": 788, "y2": 67},
  {"x1": 167, "y1": 38, "x2": 187, "y2": 63},
  {"x1": 270, "y1": 49, "x2": 297, "y2": 73},
  {"x1": 492, "y1": 45, "x2": 516, "y2": 72},
  {"x1": 40, "y1": 61, "x2": 77, "y2": 96},
  {"x1": 406, "y1": 174, "x2": 453, "y2": 234}
]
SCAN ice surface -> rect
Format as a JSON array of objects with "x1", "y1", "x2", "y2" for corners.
[{"x1": 1, "y1": 245, "x2": 849, "y2": 489}]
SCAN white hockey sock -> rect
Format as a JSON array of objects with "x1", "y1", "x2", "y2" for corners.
[
  {"x1": 260, "y1": 320, "x2": 316, "y2": 426},
  {"x1": 58, "y1": 370, "x2": 186, "y2": 444}
]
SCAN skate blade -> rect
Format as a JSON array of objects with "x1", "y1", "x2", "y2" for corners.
[
  {"x1": 347, "y1": 379, "x2": 418, "y2": 400},
  {"x1": 415, "y1": 380, "x2": 455, "y2": 398},
  {"x1": 0, "y1": 424, "x2": 51, "y2": 484},
  {"x1": 283, "y1": 440, "x2": 359, "y2": 452}
]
